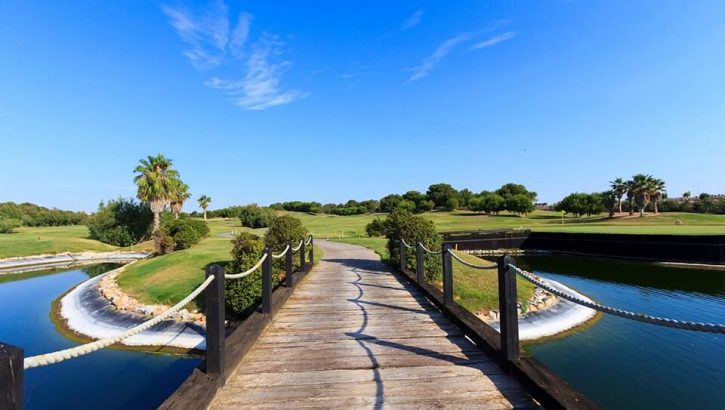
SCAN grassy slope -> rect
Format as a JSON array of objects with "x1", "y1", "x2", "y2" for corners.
[
  {"x1": 288, "y1": 210, "x2": 725, "y2": 237},
  {"x1": 118, "y1": 219, "x2": 322, "y2": 308},
  {"x1": 0, "y1": 225, "x2": 118, "y2": 258}
]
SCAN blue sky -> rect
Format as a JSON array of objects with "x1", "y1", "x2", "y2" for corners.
[{"x1": 1, "y1": 1, "x2": 724, "y2": 212}]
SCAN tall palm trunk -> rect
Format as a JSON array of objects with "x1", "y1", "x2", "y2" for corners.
[
  {"x1": 203, "y1": 209, "x2": 207, "y2": 220},
  {"x1": 628, "y1": 197, "x2": 634, "y2": 216},
  {"x1": 617, "y1": 196, "x2": 623, "y2": 213},
  {"x1": 150, "y1": 200, "x2": 166, "y2": 232}
]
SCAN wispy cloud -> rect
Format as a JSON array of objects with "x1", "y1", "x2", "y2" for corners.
[
  {"x1": 162, "y1": 1, "x2": 303, "y2": 110},
  {"x1": 405, "y1": 33, "x2": 471, "y2": 83},
  {"x1": 470, "y1": 31, "x2": 516, "y2": 49},
  {"x1": 206, "y1": 35, "x2": 305, "y2": 110},
  {"x1": 402, "y1": 9, "x2": 423, "y2": 30}
]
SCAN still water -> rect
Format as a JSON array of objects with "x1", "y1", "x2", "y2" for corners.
[
  {"x1": 0, "y1": 264, "x2": 200, "y2": 409},
  {"x1": 518, "y1": 255, "x2": 725, "y2": 409}
]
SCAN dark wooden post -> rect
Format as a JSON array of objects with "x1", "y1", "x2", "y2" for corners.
[
  {"x1": 300, "y1": 239, "x2": 306, "y2": 268},
  {"x1": 399, "y1": 240, "x2": 406, "y2": 271},
  {"x1": 262, "y1": 247, "x2": 272, "y2": 314},
  {"x1": 285, "y1": 240, "x2": 294, "y2": 287},
  {"x1": 416, "y1": 242, "x2": 424, "y2": 284},
  {"x1": 442, "y1": 244, "x2": 453, "y2": 307},
  {"x1": 205, "y1": 264, "x2": 226, "y2": 386},
  {"x1": 0, "y1": 342, "x2": 23, "y2": 410},
  {"x1": 308, "y1": 237, "x2": 314, "y2": 264},
  {"x1": 497, "y1": 254, "x2": 520, "y2": 364}
]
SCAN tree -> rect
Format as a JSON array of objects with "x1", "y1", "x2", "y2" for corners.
[
  {"x1": 416, "y1": 199, "x2": 435, "y2": 213},
  {"x1": 458, "y1": 189, "x2": 474, "y2": 208},
  {"x1": 601, "y1": 190, "x2": 617, "y2": 218},
  {"x1": 477, "y1": 192, "x2": 505, "y2": 215},
  {"x1": 630, "y1": 174, "x2": 653, "y2": 217},
  {"x1": 239, "y1": 204, "x2": 275, "y2": 228},
  {"x1": 683, "y1": 191, "x2": 691, "y2": 202},
  {"x1": 197, "y1": 195, "x2": 211, "y2": 220},
  {"x1": 133, "y1": 154, "x2": 183, "y2": 232},
  {"x1": 379, "y1": 194, "x2": 403, "y2": 213},
  {"x1": 170, "y1": 181, "x2": 190, "y2": 219},
  {"x1": 426, "y1": 183, "x2": 459, "y2": 209},
  {"x1": 495, "y1": 183, "x2": 537, "y2": 202},
  {"x1": 506, "y1": 194, "x2": 535, "y2": 216},
  {"x1": 86, "y1": 198, "x2": 152, "y2": 246},
  {"x1": 647, "y1": 178, "x2": 666, "y2": 214},
  {"x1": 555, "y1": 193, "x2": 589, "y2": 217},
  {"x1": 609, "y1": 178, "x2": 627, "y2": 214}
]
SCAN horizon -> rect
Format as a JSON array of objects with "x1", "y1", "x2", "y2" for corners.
[{"x1": 2, "y1": 1, "x2": 725, "y2": 212}]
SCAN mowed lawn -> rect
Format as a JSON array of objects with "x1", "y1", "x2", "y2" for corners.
[
  {"x1": 118, "y1": 219, "x2": 322, "y2": 308},
  {"x1": 0, "y1": 225, "x2": 117, "y2": 259},
  {"x1": 286, "y1": 210, "x2": 725, "y2": 238}
]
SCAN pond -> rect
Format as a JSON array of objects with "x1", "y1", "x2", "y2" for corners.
[
  {"x1": 518, "y1": 255, "x2": 725, "y2": 409},
  {"x1": 0, "y1": 264, "x2": 200, "y2": 409}
]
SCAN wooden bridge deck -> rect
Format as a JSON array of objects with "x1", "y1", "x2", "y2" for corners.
[{"x1": 209, "y1": 241, "x2": 539, "y2": 409}]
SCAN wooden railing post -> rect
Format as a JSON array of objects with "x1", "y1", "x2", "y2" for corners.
[
  {"x1": 0, "y1": 342, "x2": 23, "y2": 410},
  {"x1": 285, "y1": 240, "x2": 294, "y2": 287},
  {"x1": 205, "y1": 265, "x2": 225, "y2": 386},
  {"x1": 300, "y1": 239, "x2": 306, "y2": 268},
  {"x1": 262, "y1": 247, "x2": 272, "y2": 314},
  {"x1": 309, "y1": 237, "x2": 314, "y2": 264},
  {"x1": 442, "y1": 244, "x2": 453, "y2": 307},
  {"x1": 497, "y1": 254, "x2": 520, "y2": 364},
  {"x1": 399, "y1": 240, "x2": 406, "y2": 270},
  {"x1": 416, "y1": 242, "x2": 424, "y2": 283}
]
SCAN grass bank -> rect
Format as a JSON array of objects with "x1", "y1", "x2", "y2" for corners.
[
  {"x1": 118, "y1": 219, "x2": 321, "y2": 309},
  {"x1": 0, "y1": 225, "x2": 117, "y2": 258}
]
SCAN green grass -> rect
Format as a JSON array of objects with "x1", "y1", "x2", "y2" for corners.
[
  {"x1": 0, "y1": 225, "x2": 118, "y2": 259},
  {"x1": 118, "y1": 218, "x2": 322, "y2": 309},
  {"x1": 450, "y1": 251, "x2": 534, "y2": 314},
  {"x1": 286, "y1": 210, "x2": 725, "y2": 237}
]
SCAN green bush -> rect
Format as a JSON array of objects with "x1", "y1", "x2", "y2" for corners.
[
  {"x1": 163, "y1": 218, "x2": 210, "y2": 250},
  {"x1": 0, "y1": 218, "x2": 22, "y2": 233},
  {"x1": 153, "y1": 229, "x2": 175, "y2": 255},
  {"x1": 0, "y1": 202, "x2": 87, "y2": 227},
  {"x1": 365, "y1": 217, "x2": 386, "y2": 237},
  {"x1": 384, "y1": 209, "x2": 442, "y2": 282},
  {"x1": 225, "y1": 232, "x2": 266, "y2": 316},
  {"x1": 239, "y1": 204, "x2": 275, "y2": 228},
  {"x1": 86, "y1": 198, "x2": 152, "y2": 246},
  {"x1": 264, "y1": 215, "x2": 308, "y2": 252}
]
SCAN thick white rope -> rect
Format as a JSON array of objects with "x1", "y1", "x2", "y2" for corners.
[
  {"x1": 291, "y1": 239, "x2": 304, "y2": 252},
  {"x1": 509, "y1": 264, "x2": 725, "y2": 334},
  {"x1": 225, "y1": 253, "x2": 268, "y2": 280},
  {"x1": 304, "y1": 235, "x2": 313, "y2": 246},
  {"x1": 24, "y1": 275, "x2": 215, "y2": 369},
  {"x1": 401, "y1": 239, "x2": 415, "y2": 249},
  {"x1": 447, "y1": 249, "x2": 497, "y2": 269},
  {"x1": 421, "y1": 244, "x2": 442, "y2": 255},
  {"x1": 272, "y1": 244, "x2": 290, "y2": 259}
]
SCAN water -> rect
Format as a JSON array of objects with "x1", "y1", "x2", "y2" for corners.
[
  {"x1": 518, "y1": 255, "x2": 725, "y2": 410},
  {"x1": 0, "y1": 264, "x2": 200, "y2": 409}
]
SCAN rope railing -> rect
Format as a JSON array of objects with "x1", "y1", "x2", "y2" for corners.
[
  {"x1": 291, "y1": 239, "x2": 304, "y2": 252},
  {"x1": 420, "y1": 243, "x2": 442, "y2": 255},
  {"x1": 272, "y1": 244, "x2": 290, "y2": 259},
  {"x1": 304, "y1": 235, "x2": 313, "y2": 246},
  {"x1": 401, "y1": 239, "x2": 415, "y2": 249},
  {"x1": 24, "y1": 275, "x2": 216, "y2": 369},
  {"x1": 447, "y1": 249, "x2": 497, "y2": 269},
  {"x1": 225, "y1": 252, "x2": 268, "y2": 280},
  {"x1": 508, "y1": 263, "x2": 725, "y2": 334}
]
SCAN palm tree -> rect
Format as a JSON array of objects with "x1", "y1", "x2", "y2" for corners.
[
  {"x1": 683, "y1": 191, "x2": 691, "y2": 202},
  {"x1": 609, "y1": 178, "x2": 627, "y2": 214},
  {"x1": 630, "y1": 174, "x2": 653, "y2": 217},
  {"x1": 626, "y1": 180, "x2": 636, "y2": 216},
  {"x1": 647, "y1": 178, "x2": 666, "y2": 214},
  {"x1": 170, "y1": 181, "x2": 191, "y2": 219},
  {"x1": 198, "y1": 195, "x2": 212, "y2": 220},
  {"x1": 133, "y1": 154, "x2": 182, "y2": 232}
]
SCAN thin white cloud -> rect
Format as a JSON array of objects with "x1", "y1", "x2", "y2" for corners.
[
  {"x1": 205, "y1": 35, "x2": 306, "y2": 110},
  {"x1": 162, "y1": 1, "x2": 303, "y2": 110},
  {"x1": 402, "y1": 9, "x2": 423, "y2": 30},
  {"x1": 471, "y1": 31, "x2": 516, "y2": 49},
  {"x1": 405, "y1": 33, "x2": 471, "y2": 83}
]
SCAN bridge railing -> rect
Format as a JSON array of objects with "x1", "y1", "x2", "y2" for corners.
[
  {"x1": 0, "y1": 235, "x2": 314, "y2": 410},
  {"x1": 398, "y1": 237, "x2": 725, "y2": 408}
]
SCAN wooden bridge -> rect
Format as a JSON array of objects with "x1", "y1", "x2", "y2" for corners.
[{"x1": 208, "y1": 241, "x2": 537, "y2": 409}]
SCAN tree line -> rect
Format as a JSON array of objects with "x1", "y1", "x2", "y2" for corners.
[
  {"x1": 556, "y1": 174, "x2": 667, "y2": 217},
  {"x1": 0, "y1": 202, "x2": 88, "y2": 228}
]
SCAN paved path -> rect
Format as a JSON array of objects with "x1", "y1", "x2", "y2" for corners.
[{"x1": 210, "y1": 241, "x2": 538, "y2": 409}]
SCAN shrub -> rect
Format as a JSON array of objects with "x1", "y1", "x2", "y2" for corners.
[
  {"x1": 416, "y1": 199, "x2": 435, "y2": 213},
  {"x1": 239, "y1": 204, "x2": 275, "y2": 228},
  {"x1": 153, "y1": 230, "x2": 175, "y2": 255},
  {"x1": 87, "y1": 198, "x2": 152, "y2": 246},
  {"x1": 0, "y1": 202, "x2": 87, "y2": 227},
  {"x1": 225, "y1": 232, "x2": 266, "y2": 316},
  {"x1": 163, "y1": 218, "x2": 210, "y2": 250},
  {"x1": 0, "y1": 218, "x2": 21, "y2": 233},
  {"x1": 365, "y1": 217, "x2": 386, "y2": 237},
  {"x1": 384, "y1": 209, "x2": 442, "y2": 282},
  {"x1": 264, "y1": 215, "x2": 308, "y2": 252}
]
